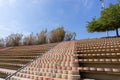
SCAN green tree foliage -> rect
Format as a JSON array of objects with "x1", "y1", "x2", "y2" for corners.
[
  {"x1": 64, "y1": 31, "x2": 76, "y2": 41},
  {"x1": 87, "y1": 18, "x2": 99, "y2": 33},
  {"x1": 6, "y1": 33, "x2": 23, "y2": 47},
  {"x1": 87, "y1": 3, "x2": 120, "y2": 37},
  {"x1": 37, "y1": 29, "x2": 47, "y2": 44},
  {"x1": 49, "y1": 27, "x2": 66, "y2": 43}
]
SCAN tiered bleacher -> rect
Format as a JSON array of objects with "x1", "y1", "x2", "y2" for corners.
[
  {"x1": 0, "y1": 38, "x2": 120, "y2": 80},
  {"x1": 76, "y1": 38, "x2": 120, "y2": 80},
  {"x1": 6, "y1": 41, "x2": 81, "y2": 80},
  {"x1": 0, "y1": 43, "x2": 57, "y2": 79}
]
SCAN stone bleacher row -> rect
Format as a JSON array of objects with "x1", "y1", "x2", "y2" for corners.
[
  {"x1": 0, "y1": 68, "x2": 15, "y2": 77},
  {"x1": 0, "y1": 43, "x2": 57, "y2": 79},
  {"x1": 0, "y1": 38, "x2": 120, "y2": 80},
  {"x1": 8, "y1": 41, "x2": 81, "y2": 80},
  {"x1": 76, "y1": 38, "x2": 120, "y2": 80}
]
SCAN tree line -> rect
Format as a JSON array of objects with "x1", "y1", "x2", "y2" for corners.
[{"x1": 0, "y1": 27, "x2": 76, "y2": 47}]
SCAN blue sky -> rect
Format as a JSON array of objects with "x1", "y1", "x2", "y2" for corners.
[{"x1": 0, "y1": 0, "x2": 118, "y2": 39}]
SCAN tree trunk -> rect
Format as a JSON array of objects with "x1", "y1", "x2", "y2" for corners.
[{"x1": 115, "y1": 28, "x2": 119, "y2": 37}]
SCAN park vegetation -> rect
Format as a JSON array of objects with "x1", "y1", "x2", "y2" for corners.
[
  {"x1": 87, "y1": 2, "x2": 120, "y2": 37},
  {"x1": 0, "y1": 27, "x2": 76, "y2": 47}
]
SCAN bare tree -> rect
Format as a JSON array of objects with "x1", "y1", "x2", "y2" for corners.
[
  {"x1": 6, "y1": 33, "x2": 23, "y2": 47},
  {"x1": 23, "y1": 33, "x2": 36, "y2": 45},
  {"x1": 64, "y1": 31, "x2": 76, "y2": 41},
  {"x1": 49, "y1": 27, "x2": 66, "y2": 43},
  {"x1": 0, "y1": 38, "x2": 5, "y2": 47},
  {"x1": 37, "y1": 29, "x2": 47, "y2": 44}
]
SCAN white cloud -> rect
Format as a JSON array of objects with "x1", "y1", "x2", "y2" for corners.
[
  {"x1": 0, "y1": 0, "x2": 4, "y2": 7},
  {"x1": 0, "y1": 0, "x2": 16, "y2": 8},
  {"x1": 0, "y1": 25, "x2": 14, "y2": 38},
  {"x1": 31, "y1": 0, "x2": 40, "y2": 4},
  {"x1": 8, "y1": 0, "x2": 16, "y2": 6},
  {"x1": 64, "y1": 0, "x2": 95, "y2": 14},
  {"x1": 31, "y1": 0, "x2": 50, "y2": 5},
  {"x1": 81, "y1": 0, "x2": 94, "y2": 9},
  {"x1": 0, "y1": 25, "x2": 30, "y2": 38},
  {"x1": 0, "y1": 20, "x2": 29, "y2": 38},
  {"x1": 82, "y1": 0, "x2": 89, "y2": 7}
]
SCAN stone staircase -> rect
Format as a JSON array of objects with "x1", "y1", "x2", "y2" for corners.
[
  {"x1": 7, "y1": 41, "x2": 81, "y2": 80},
  {"x1": 0, "y1": 43, "x2": 57, "y2": 79},
  {"x1": 0, "y1": 38, "x2": 120, "y2": 80},
  {"x1": 76, "y1": 38, "x2": 120, "y2": 80}
]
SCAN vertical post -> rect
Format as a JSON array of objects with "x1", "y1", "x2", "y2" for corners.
[
  {"x1": 73, "y1": 32, "x2": 76, "y2": 40},
  {"x1": 100, "y1": 0, "x2": 109, "y2": 37}
]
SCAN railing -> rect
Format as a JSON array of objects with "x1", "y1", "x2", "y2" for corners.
[
  {"x1": 5, "y1": 45, "x2": 57, "y2": 80},
  {"x1": 5, "y1": 54, "x2": 43, "y2": 80}
]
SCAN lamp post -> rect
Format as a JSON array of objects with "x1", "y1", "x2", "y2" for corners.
[{"x1": 100, "y1": 0, "x2": 109, "y2": 37}]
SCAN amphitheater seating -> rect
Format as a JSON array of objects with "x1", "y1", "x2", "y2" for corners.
[
  {"x1": 6, "y1": 41, "x2": 81, "y2": 80},
  {"x1": 0, "y1": 38, "x2": 120, "y2": 80},
  {"x1": 0, "y1": 43, "x2": 57, "y2": 79},
  {"x1": 76, "y1": 38, "x2": 120, "y2": 80}
]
